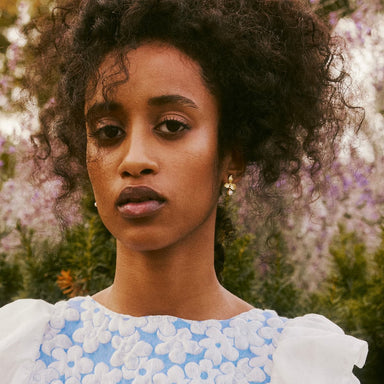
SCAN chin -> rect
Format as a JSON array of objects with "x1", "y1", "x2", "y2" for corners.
[{"x1": 116, "y1": 232, "x2": 180, "y2": 253}]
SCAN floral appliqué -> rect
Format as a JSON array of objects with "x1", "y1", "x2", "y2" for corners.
[{"x1": 32, "y1": 296, "x2": 285, "y2": 383}]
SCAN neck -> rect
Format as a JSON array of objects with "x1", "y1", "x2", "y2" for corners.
[
  {"x1": 93, "y1": 213, "x2": 253, "y2": 320},
  {"x1": 112, "y1": 236, "x2": 222, "y2": 316}
]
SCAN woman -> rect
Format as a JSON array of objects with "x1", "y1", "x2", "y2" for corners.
[{"x1": 0, "y1": 0, "x2": 368, "y2": 383}]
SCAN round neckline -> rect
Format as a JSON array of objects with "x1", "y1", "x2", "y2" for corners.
[{"x1": 83, "y1": 295, "x2": 261, "y2": 323}]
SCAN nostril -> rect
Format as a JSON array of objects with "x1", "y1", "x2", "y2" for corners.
[{"x1": 141, "y1": 169, "x2": 153, "y2": 175}]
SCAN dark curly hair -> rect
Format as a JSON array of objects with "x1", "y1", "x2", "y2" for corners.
[{"x1": 26, "y1": 0, "x2": 360, "y2": 275}]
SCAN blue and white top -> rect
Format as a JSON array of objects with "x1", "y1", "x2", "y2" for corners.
[{"x1": 0, "y1": 296, "x2": 368, "y2": 383}]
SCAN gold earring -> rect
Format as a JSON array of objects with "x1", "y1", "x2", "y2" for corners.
[{"x1": 224, "y1": 175, "x2": 236, "y2": 196}]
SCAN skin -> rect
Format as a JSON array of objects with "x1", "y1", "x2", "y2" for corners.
[{"x1": 86, "y1": 42, "x2": 253, "y2": 320}]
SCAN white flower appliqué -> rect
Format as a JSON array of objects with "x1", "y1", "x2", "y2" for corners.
[
  {"x1": 72, "y1": 310, "x2": 112, "y2": 353},
  {"x1": 82, "y1": 362, "x2": 123, "y2": 384},
  {"x1": 110, "y1": 331, "x2": 153, "y2": 369},
  {"x1": 49, "y1": 345, "x2": 93, "y2": 380},
  {"x1": 185, "y1": 359, "x2": 221, "y2": 383},
  {"x1": 153, "y1": 365, "x2": 188, "y2": 384},
  {"x1": 122, "y1": 357, "x2": 164, "y2": 383},
  {"x1": 29, "y1": 360, "x2": 59, "y2": 384},
  {"x1": 141, "y1": 316, "x2": 177, "y2": 338},
  {"x1": 223, "y1": 317, "x2": 265, "y2": 350},
  {"x1": 155, "y1": 327, "x2": 202, "y2": 364},
  {"x1": 199, "y1": 326, "x2": 239, "y2": 365},
  {"x1": 109, "y1": 315, "x2": 147, "y2": 337}
]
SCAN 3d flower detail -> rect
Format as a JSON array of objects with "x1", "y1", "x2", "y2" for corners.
[
  {"x1": 122, "y1": 357, "x2": 164, "y2": 383},
  {"x1": 185, "y1": 359, "x2": 221, "y2": 383},
  {"x1": 82, "y1": 362, "x2": 122, "y2": 384},
  {"x1": 49, "y1": 345, "x2": 93, "y2": 380},
  {"x1": 199, "y1": 327, "x2": 239, "y2": 365},
  {"x1": 155, "y1": 328, "x2": 202, "y2": 364}
]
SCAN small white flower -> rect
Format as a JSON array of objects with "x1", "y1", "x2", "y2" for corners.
[
  {"x1": 156, "y1": 328, "x2": 202, "y2": 364},
  {"x1": 82, "y1": 362, "x2": 123, "y2": 384},
  {"x1": 249, "y1": 342, "x2": 275, "y2": 376},
  {"x1": 109, "y1": 315, "x2": 147, "y2": 337},
  {"x1": 153, "y1": 366, "x2": 188, "y2": 384},
  {"x1": 190, "y1": 319, "x2": 222, "y2": 335},
  {"x1": 50, "y1": 300, "x2": 80, "y2": 330},
  {"x1": 122, "y1": 358, "x2": 164, "y2": 383},
  {"x1": 141, "y1": 316, "x2": 177, "y2": 337},
  {"x1": 79, "y1": 298, "x2": 102, "y2": 322},
  {"x1": 199, "y1": 327, "x2": 239, "y2": 365},
  {"x1": 223, "y1": 318, "x2": 265, "y2": 350},
  {"x1": 72, "y1": 313, "x2": 112, "y2": 353},
  {"x1": 216, "y1": 358, "x2": 266, "y2": 384},
  {"x1": 49, "y1": 345, "x2": 93, "y2": 379},
  {"x1": 185, "y1": 359, "x2": 220, "y2": 383},
  {"x1": 266, "y1": 314, "x2": 285, "y2": 329},
  {"x1": 110, "y1": 332, "x2": 153, "y2": 369},
  {"x1": 239, "y1": 358, "x2": 266, "y2": 383},
  {"x1": 258, "y1": 325, "x2": 275, "y2": 340},
  {"x1": 64, "y1": 378, "x2": 81, "y2": 384},
  {"x1": 41, "y1": 327, "x2": 72, "y2": 356},
  {"x1": 30, "y1": 360, "x2": 59, "y2": 384}
]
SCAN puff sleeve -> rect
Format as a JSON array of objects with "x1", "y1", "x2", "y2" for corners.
[
  {"x1": 270, "y1": 314, "x2": 368, "y2": 384},
  {"x1": 0, "y1": 299, "x2": 54, "y2": 383}
]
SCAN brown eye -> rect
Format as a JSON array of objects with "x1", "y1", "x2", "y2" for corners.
[
  {"x1": 90, "y1": 125, "x2": 125, "y2": 142},
  {"x1": 101, "y1": 125, "x2": 123, "y2": 139},
  {"x1": 155, "y1": 119, "x2": 189, "y2": 135}
]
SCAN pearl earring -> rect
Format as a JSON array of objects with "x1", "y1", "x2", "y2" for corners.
[
  {"x1": 94, "y1": 202, "x2": 97, "y2": 208},
  {"x1": 224, "y1": 175, "x2": 236, "y2": 196}
]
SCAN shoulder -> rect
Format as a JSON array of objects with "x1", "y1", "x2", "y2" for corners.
[
  {"x1": 270, "y1": 313, "x2": 368, "y2": 384},
  {"x1": 0, "y1": 299, "x2": 55, "y2": 383}
]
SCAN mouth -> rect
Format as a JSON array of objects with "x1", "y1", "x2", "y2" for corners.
[{"x1": 116, "y1": 186, "x2": 166, "y2": 218}]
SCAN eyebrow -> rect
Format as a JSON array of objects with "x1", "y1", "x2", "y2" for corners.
[
  {"x1": 148, "y1": 94, "x2": 198, "y2": 109},
  {"x1": 85, "y1": 101, "x2": 124, "y2": 122},
  {"x1": 85, "y1": 94, "x2": 198, "y2": 121}
]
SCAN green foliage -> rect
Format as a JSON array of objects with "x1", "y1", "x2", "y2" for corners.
[
  {"x1": 57, "y1": 208, "x2": 116, "y2": 296},
  {"x1": 221, "y1": 235, "x2": 256, "y2": 304},
  {"x1": 252, "y1": 232, "x2": 305, "y2": 318},
  {"x1": 221, "y1": 230, "x2": 305, "y2": 318},
  {"x1": 15, "y1": 224, "x2": 66, "y2": 302},
  {"x1": 0, "y1": 252, "x2": 22, "y2": 306},
  {"x1": 0, "y1": 203, "x2": 115, "y2": 304}
]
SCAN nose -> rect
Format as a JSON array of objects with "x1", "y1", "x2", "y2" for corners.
[{"x1": 117, "y1": 126, "x2": 159, "y2": 178}]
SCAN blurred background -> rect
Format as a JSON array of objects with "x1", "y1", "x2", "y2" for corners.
[{"x1": 0, "y1": 1, "x2": 383, "y2": 382}]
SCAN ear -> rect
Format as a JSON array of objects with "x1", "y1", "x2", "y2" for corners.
[{"x1": 221, "y1": 149, "x2": 245, "y2": 183}]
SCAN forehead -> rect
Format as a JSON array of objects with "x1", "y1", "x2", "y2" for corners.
[{"x1": 87, "y1": 42, "x2": 214, "y2": 105}]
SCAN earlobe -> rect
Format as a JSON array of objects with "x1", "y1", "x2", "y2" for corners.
[{"x1": 224, "y1": 149, "x2": 245, "y2": 182}]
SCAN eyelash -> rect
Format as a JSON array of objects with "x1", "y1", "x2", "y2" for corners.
[
  {"x1": 88, "y1": 124, "x2": 125, "y2": 143},
  {"x1": 88, "y1": 116, "x2": 190, "y2": 143},
  {"x1": 154, "y1": 116, "x2": 190, "y2": 136}
]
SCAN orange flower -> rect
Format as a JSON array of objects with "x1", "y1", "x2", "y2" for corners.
[{"x1": 57, "y1": 270, "x2": 88, "y2": 298}]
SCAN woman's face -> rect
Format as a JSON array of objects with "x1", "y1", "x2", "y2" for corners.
[{"x1": 85, "y1": 42, "x2": 229, "y2": 252}]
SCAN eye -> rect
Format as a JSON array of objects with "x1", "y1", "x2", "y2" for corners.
[
  {"x1": 89, "y1": 125, "x2": 125, "y2": 142},
  {"x1": 155, "y1": 118, "x2": 190, "y2": 136}
]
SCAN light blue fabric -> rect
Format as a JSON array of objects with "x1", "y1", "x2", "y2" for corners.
[{"x1": 31, "y1": 296, "x2": 286, "y2": 383}]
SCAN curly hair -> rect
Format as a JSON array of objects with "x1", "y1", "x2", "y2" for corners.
[{"x1": 26, "y1": 0, "x2": 360, "y2": 275}]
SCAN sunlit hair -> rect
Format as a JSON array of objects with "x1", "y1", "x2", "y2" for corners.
[{"x1": 25, "y1": 0, "x2": 361, "y2": 275}]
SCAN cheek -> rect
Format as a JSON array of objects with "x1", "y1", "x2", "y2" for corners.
[{"x1": 175, "y1": 142, "x2": 222, "y2": 199}]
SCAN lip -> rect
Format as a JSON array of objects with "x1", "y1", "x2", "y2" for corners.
[{"x1": 116, "y1": 186, "x2": 166, "y2": 219}]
